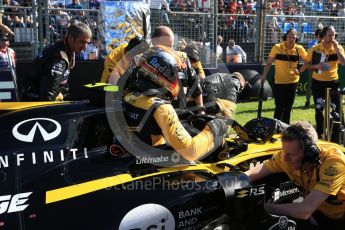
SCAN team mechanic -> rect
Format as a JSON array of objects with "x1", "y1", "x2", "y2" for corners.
[
  {"x1": 122, "y1": 47, "x2": 228, "y2": 162},
  {"x1": 306, "y1": 25, "x2": 345, "y2": 139},
  {"x1": 100, "y1": 36, "x2": 149, "y2": 84},
  {"x1": 245, "y1": 121, "x2": 345, "y2": 229},
  {"x1": 261, "y1": 28, "x2": 308, "y2": 124},
  {"x1": 24, "y1": 22, "x2": 92, "y2": 101},
  {"x1": 202, "y1": 72, "x2": 247, "y2": 119}
]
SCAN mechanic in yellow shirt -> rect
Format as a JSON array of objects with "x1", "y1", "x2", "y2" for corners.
[
  {"x1": 306, "y1": 25, "x2": 345, "y2": 138},
  {"x1": 100, "y1": 36, "x2": 149, "y2": 84},
  {"x1": 121, "y1": 46, "x2": 228, "y2": 163},
  {"x1": 245, "y1": 121, "x2": 345, "y2": 229},
  {"x1": 261, "y1": 29, "x2": 308, "y2": 124}
]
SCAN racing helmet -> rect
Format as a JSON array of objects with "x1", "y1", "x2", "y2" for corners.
[{"x1": 137, "y1": 47, "x2": 180, "y2": 99}]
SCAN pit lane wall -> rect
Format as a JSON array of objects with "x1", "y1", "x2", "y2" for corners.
[{"x1": 15, "y1": 61, "x2": 345, "y2": 100}]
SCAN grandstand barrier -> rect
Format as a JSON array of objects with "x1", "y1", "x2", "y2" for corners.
[
  {"x1": 2, "y1": 4, "x2": 345, "y2": 66},
  {"x1": 15, "y1": 60, "x2": 345, "y2": 101}
]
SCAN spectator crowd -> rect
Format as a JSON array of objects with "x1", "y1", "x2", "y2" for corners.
[
  {"x1": 1, "y1": 0, "x2": 103, "y2": 59},
  {"x1": 149, "y1": 0, "x2": 345, "y2": 63},
  {"x1": 1, "y1": 0, "x2": 345, "y2": 61}
]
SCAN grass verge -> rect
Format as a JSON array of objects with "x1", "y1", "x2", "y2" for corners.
[{"x1": 234, "y1": 95, "x2": 316, "y2": 125}]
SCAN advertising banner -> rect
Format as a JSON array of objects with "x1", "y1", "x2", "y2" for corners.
[{"x1": 99, "y1": 0, "x2": 150, "y2": 52}]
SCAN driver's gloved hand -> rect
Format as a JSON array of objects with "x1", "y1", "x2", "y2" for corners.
[
  {"x1": 207, "y1": 119, "x2": 228, "y2": 149},
  {"x1": 201, "y1": 119, "x2": 228, "y2": 160},
  {"x1": 207, "y1": 119, "x2": 228, "y2": 138}
]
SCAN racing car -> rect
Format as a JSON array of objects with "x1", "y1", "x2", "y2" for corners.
[{"x1": 0, "y1": 100, "x2": 344, "y2": 230}]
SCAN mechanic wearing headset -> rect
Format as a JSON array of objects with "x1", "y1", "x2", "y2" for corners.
[
  {"x1": 261, "y1": 29, "x2": 308, "y2": 124},
  {"x1": 245, "y1": 121, "x2": 345, "y2": 229},
  {"x1": 100, "y1": 36, "x2": 149, "y2": 84},
  {"x1": 202, "y1": 72, "x2": 247, "y2": 119},
  {"x1": 122, "y1": 46, "x2": 228, "y2": 162},
  {"x1": 24, "y1": 22, "x2": 92, "y2": 101},
  {"x1": 306, "y1": 25, "x2": 345, "y2": 139}
]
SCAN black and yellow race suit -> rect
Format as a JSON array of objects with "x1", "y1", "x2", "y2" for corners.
[
  {"x1": 119, "y1": 46, "x2": 203, "y2": 110},
  {"x1": 100, "y1": 43, "x2": 131, "y2": 83},
  {"x1": 202, "y1": 73, "x2": 239, "y2": 119},
  {"x1": 24, "y1": 40, "x2": 74, "y2": 101},
  {"x1": 123, "y1": 92, "x2": 220, "y2": 162}
]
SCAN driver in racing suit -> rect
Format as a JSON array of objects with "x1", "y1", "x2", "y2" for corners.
[
  {"x1": 121, "y1": 46, "x2": 228, "y2": 162},
  {"x1": 245, "y1": 121, "x2": 345, "y2": 229},
  {"x1": 150, "y1": 26, "x2": 204, "y2": 114}
]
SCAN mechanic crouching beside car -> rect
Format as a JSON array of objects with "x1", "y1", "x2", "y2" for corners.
[
  {"x1": 24, "y1": 22, "x2": 92, "y2": 101},
  {"x1": 202, "y1": 72, "x2": 247, "y2": 119},
  {"x1": 245, "y1": 121, "x2": 345, "y2": 229},
  {"x1": 118, "y1": 46, "x2": 228, "y2": 162}
]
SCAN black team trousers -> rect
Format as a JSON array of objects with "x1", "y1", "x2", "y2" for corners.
[
  {"x1": 312, "y1": 79, "x2": 340, "y2": 137},
  {"x1": 274, "y1": 83, "x2": 298, "y2": 124}
]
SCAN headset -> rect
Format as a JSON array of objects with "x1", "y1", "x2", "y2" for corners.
[
  {"x1": 282, "y1": 28, "x2": 299, "y2": 43},
  {"x1": 285, "y1": 126, "x2": 320, "y2": 164},
  {"x1": 319, "y1": 25, "x2": 336, "y2": 39}
]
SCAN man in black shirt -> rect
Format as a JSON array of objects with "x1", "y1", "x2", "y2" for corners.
[
  {"x1": 202, "y1": 72, "x2": 247, "y2": 118},
  {"x1": 25, "y1": 22, "x2": 92, "y2": 101}
]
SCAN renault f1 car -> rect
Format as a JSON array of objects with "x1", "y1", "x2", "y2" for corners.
[{"x1": 0, "y1": 100, "x2": 344, "y2": 230}]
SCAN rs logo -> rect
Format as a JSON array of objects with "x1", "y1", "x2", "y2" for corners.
[
  {"x1": 0, "y1": 192, "x2": 32, "y2": 214},
  {"x1": 249, "y1": 186, "x2": 265, "y2": 196}
]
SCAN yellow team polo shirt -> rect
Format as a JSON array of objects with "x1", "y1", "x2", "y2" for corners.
[
  {"x1": 264, "y1": 146, "x2": 345, "y2": 219},
  {"x1": 192, "y1": 60, "x2": 205, "y2": 79},
  {"x1": 269, "y1": 43, "x2": 308, "y2": 84},
  {"x1": 101, "y1": 43, "x2": 130, "y2": 83},
  {"x1": 307, "y1": 43, "x2": 345, "y2": 81}
]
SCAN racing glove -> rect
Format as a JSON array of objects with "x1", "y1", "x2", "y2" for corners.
[{"x1": 207, "y1": 119, "x2": 228, "y2": 148}]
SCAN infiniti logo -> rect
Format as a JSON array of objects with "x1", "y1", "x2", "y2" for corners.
[{"x1": 12, "y1": 118, "x2": 61, "y2": 143}]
